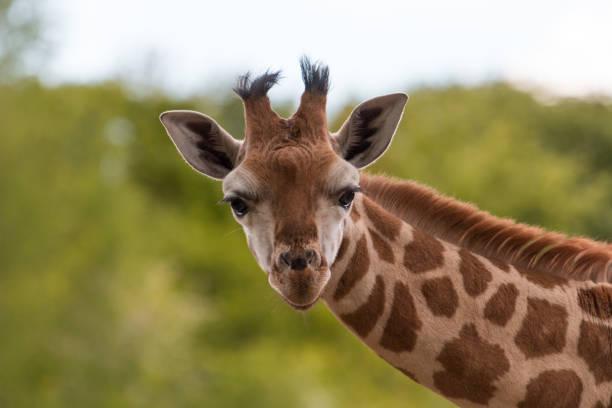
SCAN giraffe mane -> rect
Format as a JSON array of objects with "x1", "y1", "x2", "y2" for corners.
[{"x1": 361, "y1": 173, "x2": 612, "y2": 283}]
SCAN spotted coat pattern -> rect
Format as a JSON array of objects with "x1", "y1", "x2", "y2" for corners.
[{"x1": 323, "y1": 196, "x2": 612, "y2": 408}]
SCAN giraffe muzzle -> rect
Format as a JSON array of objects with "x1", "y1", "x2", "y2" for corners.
[
  {"x1": 269, "y1": 247, "x2": 329, "y2": 310},
  {"x1": 278, "y1": 249, "x2": 320, "y2": 271}
]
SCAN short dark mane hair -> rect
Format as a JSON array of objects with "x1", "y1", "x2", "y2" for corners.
[
  {"x1": 233, "y1": 70, "x2": 282, "y2": 100},
  {"x1": 300, "y1": 56, "x2": 330, "y2": 95}
]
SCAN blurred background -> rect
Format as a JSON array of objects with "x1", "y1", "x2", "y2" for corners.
[{"x1": 1, "y1": 1, "x2": 611, "y2": 407}]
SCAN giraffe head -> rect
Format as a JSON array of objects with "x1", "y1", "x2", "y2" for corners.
[{"x1": 160, "y1": 58, "x2": 407, "y2": 310}]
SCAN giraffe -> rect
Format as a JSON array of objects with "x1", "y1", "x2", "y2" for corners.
[{"x1": 159, "y1": 58, "x2": 612, "y2": 407}]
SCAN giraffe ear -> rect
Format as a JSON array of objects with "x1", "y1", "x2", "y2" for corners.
[
  {"x1": 333, "y1": 93, "x2": 408, "y2": 169},
  {"x1": 160, "y1": 110, "x2": 242, "y2": 180}
]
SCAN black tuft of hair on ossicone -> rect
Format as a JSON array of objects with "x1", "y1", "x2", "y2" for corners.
[
  {"x1": 232, "y1": 70, "x2": 282, "y2": 100},
  {"x1": 300, "y1": 56, "x2": 330, "y2": 94}
]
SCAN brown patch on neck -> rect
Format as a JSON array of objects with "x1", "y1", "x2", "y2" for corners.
[
  {"x1": 368, "y1": 228, "x2": 395, "y2": 263},
  {"x1": 362, "y1": 197, "x2": 402, "y2": 241},
  {"x1": 380, "y1": 281, "x2": 422, "y2": 352},
  {"x1": 433, "y1": 324, "x2": 510, "y2": 405},
  {"x1": 340, "y1": 275, "x2": 385, "y2": 337},
  {"x1": 514, "y1": 297, "x2": 568, "y2": 359},
  {"x1": 421, "y1": 277, "x2": 459, "y2": 318},
  {"x1": 577, "y1": 286, "x2": 612, "y2": 319},
  {"x1": 483, "y1": 283, "x2": 519, "y2": 326},
  {"x1": 333, "y1": 234, "x2": 370, "y2": 301},
  {"x1": 403, "y1": 229, "x2": 445, "y2": 274},
  {"x1": 577, "y1": 320, "x2": 612, "y2": 384},
  {"x1": 458, "y1": 248, "x2": 493, "y2": 297},
  {"x1": 518, "y1": 369, "x2": 583, "y2": 408}
]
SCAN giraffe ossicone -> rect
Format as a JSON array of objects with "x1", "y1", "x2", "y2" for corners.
[{"x1": 160, "y1": 57, "x2": 612, "y2": 407}]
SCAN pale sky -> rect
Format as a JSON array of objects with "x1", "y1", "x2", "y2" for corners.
[{"x1": 41, "y1": 0, "x2": 612, "y2": 109}]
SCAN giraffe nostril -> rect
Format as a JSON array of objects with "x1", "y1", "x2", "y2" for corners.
[
  {"x1": 279, "y1": 250, "x2": 319, "y2": 271},
  {"x1": 280, "y1": 252, "x2": 292, "y2": 267},
  {"x1": 304, "y1": 249, "x2": 316, "y2": 264},
  {"x1": 290, "y1": 256, "x2": 308, "y2": 270}
]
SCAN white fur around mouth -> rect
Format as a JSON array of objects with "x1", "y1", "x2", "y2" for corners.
[{"x1": 284, "y1": 297, "x2": 320, "y2": 311}]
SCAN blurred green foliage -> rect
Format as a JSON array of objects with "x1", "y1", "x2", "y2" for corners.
[
  {"x1": 0, "y1": 0, "x2": 42, "y2": 79},
  {"x1": 1, "y1": 76, "x2": 611, "y2": 407}
]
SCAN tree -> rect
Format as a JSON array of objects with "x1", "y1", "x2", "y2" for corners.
[{"x1": 0, "y1": 0, "x2": 43, "y2": 79}]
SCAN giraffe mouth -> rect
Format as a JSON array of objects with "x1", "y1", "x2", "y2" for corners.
[
  {"x1": 268, "y1": 267, "x2": 330, "y2": 311},
  {"x1": 284, "y1": 296, "x2": 320, "y2": 311}
]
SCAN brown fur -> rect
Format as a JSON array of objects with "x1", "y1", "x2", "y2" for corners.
[
  {"x1": 516, "y1": 265, "x2": 568, "y2": 288},
  {"x1": 488, "y1": 257, "x2": 510, "y2": 272},
  {"x1": 514, "y1": 297, "x2": 568, "y2": 359},
  {"x1": 403, "y1": 228, "x2": 445, "y2": 273},
  {"x1": 340, "y1": 275, "x2": 385, "y2": 337},
  {"x1": 578, "y1": 320, "x2": 612, "y2": 384},
  {"x1": 380, "y1": 281, "x2": 422, "y2": 352},
  {"x1": 459, "y1": 248, "x2": 493, "y2": 297},
  {"x1": 333, "y1": 235, "x2": 369, "y2": 301},
  {"x1": 350, "y1": 206, "x2": 361, "y2": 222},
  {"x1": 368, "y1": 228, "x2": 395, "y2": 263},
  {"x1": 518, "y1": 369, "x2": 583, "y2": 408},
  {"x1": 293, "y1": 92, "x2": 328, "y2": 135},
  {"x1": 362, "y1": 197, "x2": 402, "y2": 241},
  {"x1": 433, "y1": 324, "x2": 510, "y2": 405},
  {"x1": 361, "y1": 174, "x2": 612, "y2": 282},
  {"x1": 484, "y1": 283, "x2": 519, "y2": 326},
  {"x1": 577, "y1": 286, "x2": 612, "y2": 319},
  {"x1": 594, "y1": 398, "x2": 612, "y2": 408},
  {"x1": 421, "y1": 277, "x2": 459, "y2": 318}
]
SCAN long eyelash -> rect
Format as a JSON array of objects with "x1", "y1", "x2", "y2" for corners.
[
  {"x1": 340, "y1": 185, "x2": 361, "y2": 195},
  {"x1": 330, "y1": 185, "x2": 361, "y2": 201},
  {"x1": 221, "y1": 193, "x2": 258, "y2": 204}
]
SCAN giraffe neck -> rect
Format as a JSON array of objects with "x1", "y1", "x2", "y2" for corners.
[{"x1": 321, "y1": 195, "x2": 612, "y2": 408}]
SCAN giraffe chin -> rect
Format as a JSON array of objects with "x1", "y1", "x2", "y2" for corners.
[
  {"x1": 284, "y1": 297, "x2": 319, "y2": 311},
  {"x1": 268, "y1": 268, "x2": 330, "y2": 311}
]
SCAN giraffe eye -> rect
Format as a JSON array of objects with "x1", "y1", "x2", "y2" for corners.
[
  {"x1": 338, "y1": 190, "x2": 355, "y2": 209},
  {"x1": 229, "y1": 198, "x2": 249, "y2": 217}
]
